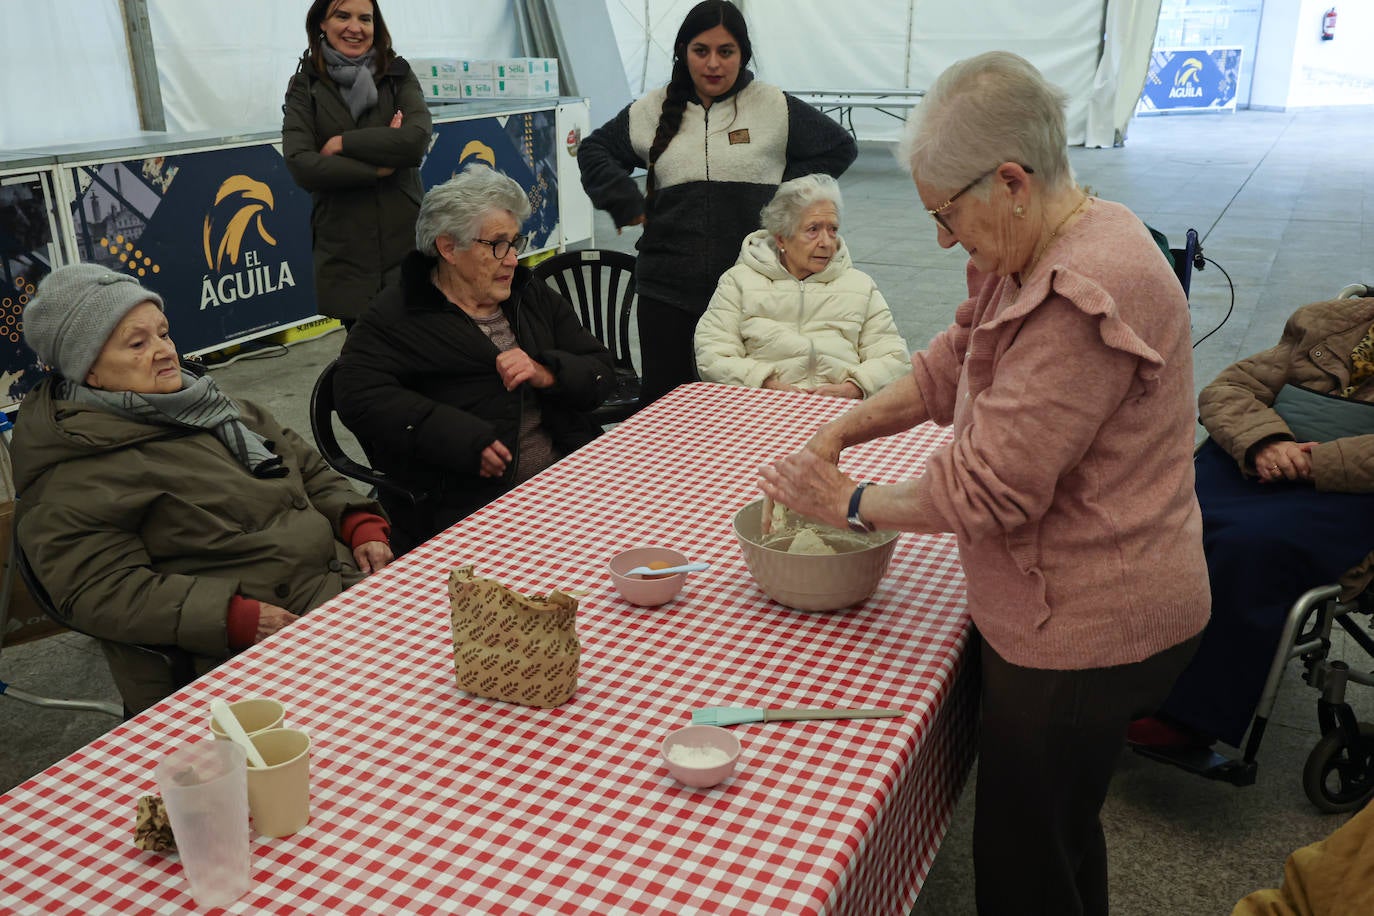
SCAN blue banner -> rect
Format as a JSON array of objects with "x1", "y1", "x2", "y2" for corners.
[
  {"x1": 1, "y1": 110, "x2": 562, "y2": 410},
  {"x1": 0, "y1": 175, "x2": 54, "y2": 406},
  {"x1": 1139, "y1": 48, "x2": 1242, "y2": 113},
  {"x1": 424, "y1": 110, "x2": 560, "y2": 249},
  {"x1": 68, "y1": 145, "x2": 318, "y2": 356}
]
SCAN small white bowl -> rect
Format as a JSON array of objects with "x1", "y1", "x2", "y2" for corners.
[{"x1": 661, "y1": 724, "x2": 741, "y2": 788}]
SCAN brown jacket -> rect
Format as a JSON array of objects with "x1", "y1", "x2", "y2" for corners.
[
  {"x1": 1199, "y1": 296, "x2": 1374, "y2": 596},
  {"x1": 281, "y1": 56, "x2": 431, "y2": 320}
]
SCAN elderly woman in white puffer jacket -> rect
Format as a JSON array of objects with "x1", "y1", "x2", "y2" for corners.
[{"x1": 694, "y1": 174, "x2": 910, "y2": 399}]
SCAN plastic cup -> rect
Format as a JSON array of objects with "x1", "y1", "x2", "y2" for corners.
[
  {"x1": 246, "y1": 728, "x2": 312, "y2": 838},
  {"x1": 209, "y1": 698, "x2": 286, "y2": 741},
  {"x1": 154, "y1": 740, "x2": 251, "y2": 907}
]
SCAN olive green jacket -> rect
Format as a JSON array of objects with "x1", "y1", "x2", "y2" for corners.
[
  {"x1": 11, "y1": 379, "x2": 383, "y2": 704},
  {"x1": 281, "y1": 55, "x2": 431, "y2": 320}
]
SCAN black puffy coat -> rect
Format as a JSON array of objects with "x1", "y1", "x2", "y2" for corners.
[{"x1": 334, "y1": 251, "x2": 614, "y2": 550}]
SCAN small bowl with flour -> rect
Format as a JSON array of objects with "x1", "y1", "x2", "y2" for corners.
[
  {"x1": 662, "y1": 724, "x2": 742, "y2": 788},
  {"x1": 732, "y1": 497, "x2": 901, "y2": 612}
]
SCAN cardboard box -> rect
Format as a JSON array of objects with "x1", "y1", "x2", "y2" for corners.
[
  {"x1": 493, "y1": 58, "x2": 559, "y2": 81},
  {"x1": 528, "y1": 58, "x2": 559, "y2": 79},
  {"x1": 495, "y1": 77, "x2": 557, "y2": 98},
  {"x1": 421, "y1": 80, "x2": 465, "y2": 101},
  {"x1": 462, "y1": 77, "x2": 496, "y2": 99},
  {"x1": 411, "y1": 58, "x2": 460, "y2": 80},
  {"x1": 492, "y1": 58, "x2": 532, "y2": 79},
  {"x1": 458, "y1": 59, "x2": 495, "y2": 80}
]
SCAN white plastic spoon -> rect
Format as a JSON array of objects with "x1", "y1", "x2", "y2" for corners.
[
  {"x1": 210, "y1": 698, "x2": 268, "y2": 768},
  {"x1": 624, "y1": 562, "x2": 710, "y2": 577}
]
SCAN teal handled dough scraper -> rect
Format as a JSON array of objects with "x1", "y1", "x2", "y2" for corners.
[{"x1": 692, "y1": 707, "x2": 906, "y2": 726}]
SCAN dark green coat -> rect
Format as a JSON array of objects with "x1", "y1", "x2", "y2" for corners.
[
  {"x1": 281, "y1": 56, "x2": 431, "y2": 320},
  {"x1": 11, "y1": 379, "x2": 384, "y2": 711}
]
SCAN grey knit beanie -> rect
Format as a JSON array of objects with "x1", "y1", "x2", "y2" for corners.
[{"x1": 23, "y1": 264, "x2": 165, "y2": 382}]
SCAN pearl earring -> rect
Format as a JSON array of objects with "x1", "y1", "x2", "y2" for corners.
[{"x1": 1014, "y1": 205, "x2": 1025, "y2": 218}]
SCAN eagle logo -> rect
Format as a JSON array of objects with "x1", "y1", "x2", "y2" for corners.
[
  {"x1": 459, "y1": 140, "x2": 497, "y2": 168},
  {"x1": 1175, "y1": 58, "x2": 1204, "y2": 89},
  {"x1": 202, "y1": 176, "x2": 277, "y2": 271}
]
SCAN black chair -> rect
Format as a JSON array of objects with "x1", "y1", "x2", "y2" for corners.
[
  {"x1": 532, "y1": 249, "x2": 643, "y2": 424},
  {"x1": 11, "y1": 535, "x2": 188, "y2": 718},
  {"x1": 309, "y1": 358, "x2": 426, "y2": 505},
  {"x1": 1171, "y1": 228, "x2": 1202, "y2": 299}
]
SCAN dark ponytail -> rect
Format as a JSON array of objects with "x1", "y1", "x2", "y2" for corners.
[{"x1": 644, "y1": 0, "x2": 752, "y2": 206}]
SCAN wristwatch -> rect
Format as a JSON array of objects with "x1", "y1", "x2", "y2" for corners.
[{"x1": 847, "y1": 482, "x2": 877, "y2": 534}]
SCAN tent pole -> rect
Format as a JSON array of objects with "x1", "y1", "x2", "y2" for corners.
[
  {"x1": 904, "y1": 0, "x2": 916, "y2": 89},
  {"x1": 118, "y1": 0, "x2": 165, "y2": 132}
]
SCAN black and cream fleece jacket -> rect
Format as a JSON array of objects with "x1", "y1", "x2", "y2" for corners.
[{"x1": 578, "y1": 71, "x2": 857, "y2": 313}]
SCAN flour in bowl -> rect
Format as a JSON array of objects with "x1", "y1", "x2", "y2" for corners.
[
  {"x1": 667, "y1": 744, "x2": 733, "y2": 767},
  {"x1": 760, "y1": 503, "x2": 880, "y2": 555}
]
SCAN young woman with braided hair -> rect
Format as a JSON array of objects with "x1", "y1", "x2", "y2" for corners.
[{"x1": 578, "y1": 0, "x2": 856, "y2": 406}]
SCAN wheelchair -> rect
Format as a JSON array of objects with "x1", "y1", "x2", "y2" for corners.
[
  {"x1": 1134, "y1": 584, "x2": 1374, "y2": 813},
  {"x1": 1132, "y1": 282, "x2": 1374, "y2": 812}
]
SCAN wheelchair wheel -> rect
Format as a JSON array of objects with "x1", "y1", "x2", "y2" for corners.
[{"x1": 1302, "y1": 722, "x2": 1374, "y2": 813}]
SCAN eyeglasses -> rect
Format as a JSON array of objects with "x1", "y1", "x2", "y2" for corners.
[
  {"x1": 472, "y1": 235, "x2": 529, "y2": 259},
  {"x1": 927, "y1": 165, "x2": 1035, "y2": 234}
]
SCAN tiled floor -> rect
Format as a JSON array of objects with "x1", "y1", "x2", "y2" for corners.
[{"x1": 3, "y1": 106, "x2": 1372, "y2": 915}]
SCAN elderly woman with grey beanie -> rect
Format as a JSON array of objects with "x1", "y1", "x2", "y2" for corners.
[{"x1": 11, "y1": 263, "x2": 394, "y2": 715}]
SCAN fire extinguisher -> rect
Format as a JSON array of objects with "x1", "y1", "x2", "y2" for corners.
[{"x1": 1322, "y1": 7, "x2": 1336, "y2": 41}]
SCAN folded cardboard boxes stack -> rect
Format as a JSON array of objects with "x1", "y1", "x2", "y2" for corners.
[{"x1": 411, "y1": 58, "x2": 559, "y2": 102}]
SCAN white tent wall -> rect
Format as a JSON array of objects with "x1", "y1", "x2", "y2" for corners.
[
  {"x1": 149, "y1": 0, "x2": 522, "y2": 135},
  {"x1": 605, "y1": 0, "x2": 695, "y2": 96},
  {"x1": 1085, "y1": 0, "x2": 1162, "y2": 148},
  {"x1": 600, "y1": 0, "x2": 1161, "y2": 148},
  {"x1": 4, "y1": 0, "x2": 1160, "y2": 152},
  {"x1": 2, "y1": 0, "x2": 143, "y2": 151}
]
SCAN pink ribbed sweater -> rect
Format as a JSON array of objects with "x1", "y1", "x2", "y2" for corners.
[{"x1": 909, "y1": 200, "x2": 1210, "y2": 670}]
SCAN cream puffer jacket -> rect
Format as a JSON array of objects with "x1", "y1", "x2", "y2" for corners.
[{"x1": 694, "y1": 229, "x2": 910, "y2": 396}]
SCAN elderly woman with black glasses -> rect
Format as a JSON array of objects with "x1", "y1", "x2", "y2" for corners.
[
  {"x1": 758, "y1": 52, "x2": 1208, "y2": 916},
  {"x1": 334, "y1": 165, "x2": 614, "y2": 553}
]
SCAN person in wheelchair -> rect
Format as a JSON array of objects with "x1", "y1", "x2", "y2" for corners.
[
  {"x1": 693, "y1": 174, "x2": 911, "y2": 399},
  {"x1": 12, "y1": 264, "x2": 393, "y2": 715},
  {"x1": 1131, "y1": 293, "x2": 1374, "y2": 750},
  {"x1": 333, "y1": 165, "x2": 615, "y2": 554}
]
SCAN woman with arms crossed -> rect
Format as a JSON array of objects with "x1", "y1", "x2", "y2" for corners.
[{"x1": 282, "y1": 0, "x2": 430, "y2": 324}]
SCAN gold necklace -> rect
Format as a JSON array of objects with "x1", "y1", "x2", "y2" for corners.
[{"x1": 1023, "y1": 191, "x2": 1091, "y2": 280}]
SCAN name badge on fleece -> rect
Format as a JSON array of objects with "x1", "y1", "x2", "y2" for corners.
[{"x1": 728, "y1": 129, "x2": 751, "y2": 145}]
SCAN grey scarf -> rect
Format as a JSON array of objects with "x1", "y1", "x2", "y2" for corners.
[
  {"x1": 322, "y1": 45, "x2": 379, "y2": 120},
  {"x1": 62, "y1": 371, "x2": 287, "y2": 478}
]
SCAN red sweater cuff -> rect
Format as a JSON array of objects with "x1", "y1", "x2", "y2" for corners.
[
  {"x1": 340, "y1": 509, "x2": 390, "y2": 549},
  {"x1": 227, "y1": 595, "x2": 260, "y2": 650}
]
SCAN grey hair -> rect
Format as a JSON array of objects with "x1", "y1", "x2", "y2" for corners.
[
  {"x1": 899, "y1": 51, "x2": 1075, "y2": 197},
  {"x1": 415, "y1": 164, "x2": 533, "y2": 256},
  {"x1": 759, "y1": 173, "x2": 843, "y2": 239}
]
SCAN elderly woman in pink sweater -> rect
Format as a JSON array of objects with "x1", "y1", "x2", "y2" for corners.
[{"x1": 760, "y1": 52, "x2": 1210, "y2": 916}]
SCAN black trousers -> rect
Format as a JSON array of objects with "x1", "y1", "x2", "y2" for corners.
[
  {"x1": 973, "y1": 632, "x2": 1201, "y2": 916},
  {"x1": 636, "y1": 296, "x2": 704, "y2": 406}
]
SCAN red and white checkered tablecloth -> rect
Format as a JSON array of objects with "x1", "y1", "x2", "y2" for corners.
[{"x1": 0, "y1": 383, "x2": 974, "y2": 915}]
